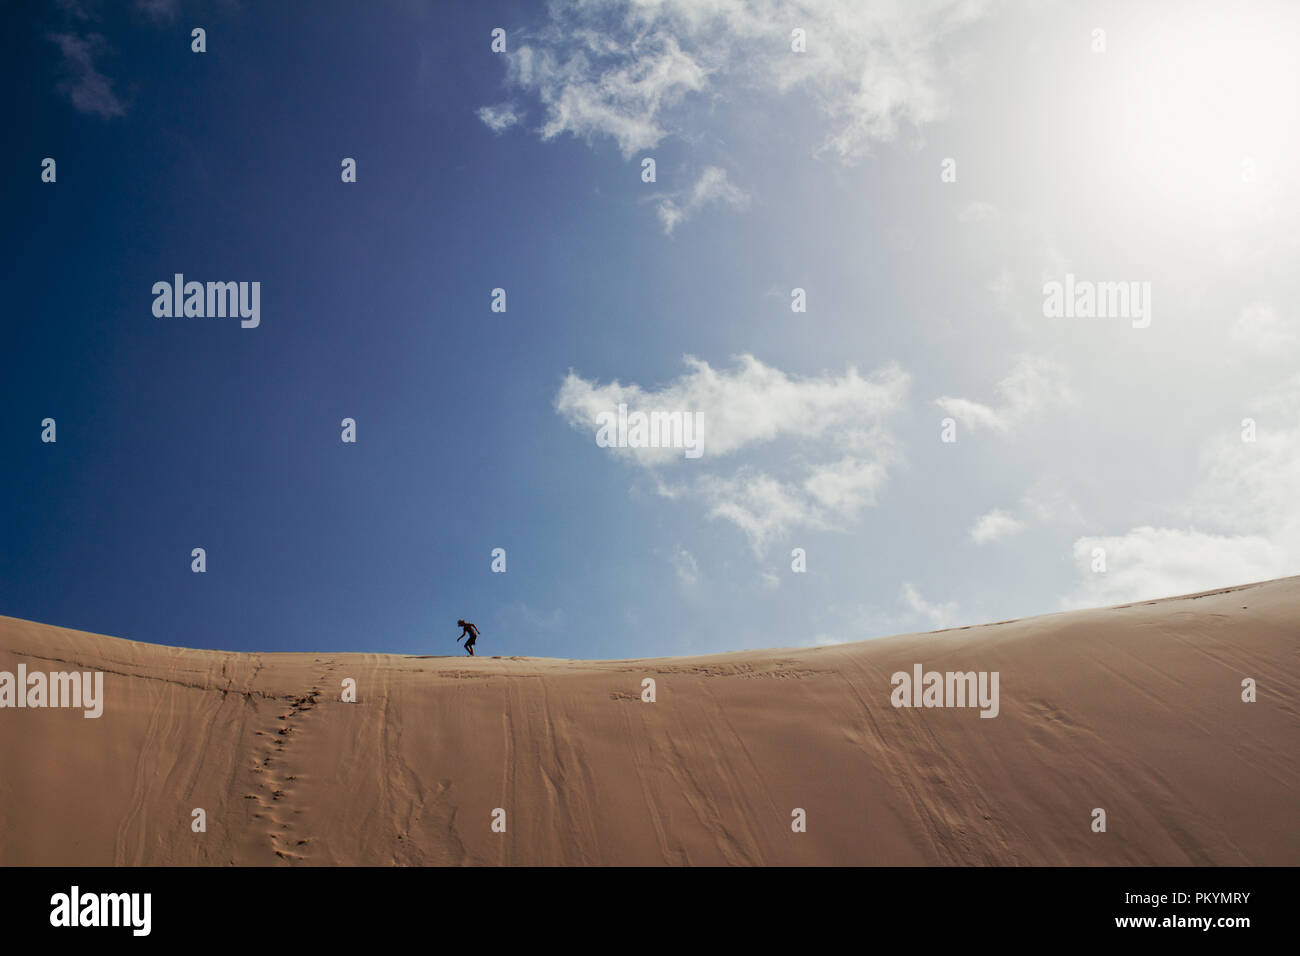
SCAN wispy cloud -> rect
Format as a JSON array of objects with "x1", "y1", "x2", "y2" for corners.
[
  {"x1": 1066, "y1": 527, "x2": 1288, "y2": 608},
  {"x1": 557, "y1": 354, "x2": 909, "y2": 555},
  {"x1": 489, "y1": 0, "x2": 987, "y2": 162},
  {"x1": 48, "y1": 32, "x2": 125, "y2": 118},
  {"x1": 970, "y1": 508, "x2": 1024, "y2": 544},
  {"x1": 557, "y1": 353, "x2": 907, "y2": 466},
  {"x1": 477, "y1": 103, "x2": 521, "y2": 133},
  {"x1": 671, "y1": 546, "x2": 700, "y2": 587},
  {"x1": 135, "y1": 0, "x2": 178, "y2": 22},
  {"x1": 964, "y1": 481, "x2": 1083, "y2": 549},
  {"x1": 899, "y1": 582, "x2": 959, "y2": 630},
  {"x1": 657, "y1": 166, "x2": 748, "y2": 234},
  {"x1": 935, "y1": 355, "x2": 1071, "y2": 437},
  {"x1": 696, "y1": 456, "x2": 892, "y2": 555},
  {"x1": 1064, "y1": 374, "x2": 1300, "y2": 606},
  {"x1": 510, "y1": 28, "x2": 706, "y2": 157}
]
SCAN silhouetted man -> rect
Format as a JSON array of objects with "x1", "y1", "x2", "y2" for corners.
[{"x1": 456, "y1": 619, "x2": 480, "y2": 656}]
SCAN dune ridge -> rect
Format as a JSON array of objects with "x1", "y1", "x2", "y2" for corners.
[{"x1": 1, "y1": 577, "x2": 1297, "y2": 866}]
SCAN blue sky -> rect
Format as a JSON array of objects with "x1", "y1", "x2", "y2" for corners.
[{"x1": 5, "y1": 0, "x2": 1299, "y2": 657}]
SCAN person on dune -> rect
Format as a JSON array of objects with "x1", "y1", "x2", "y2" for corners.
[{"x1": 455, "y1": 619, "x2": 480, "y2": 656}]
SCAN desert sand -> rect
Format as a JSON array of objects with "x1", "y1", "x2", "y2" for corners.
[{"x1": 1, "y1": 577, "x2": 1296, "y2": 866}]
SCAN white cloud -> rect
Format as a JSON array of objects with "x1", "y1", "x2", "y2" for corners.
[
  {"x1": 671, "y1": 546, "x2": 699, "y2": 587},
  {"x1": 899, "y1": 582, "x2": 959, "y2": 629},
  {"x1": 697, "y1": 470, "x2": 813, "y2": 555},
  {"x1": 477, "y1": 103, "x2": 521, "y2": 133},
  {"x1": 1065, "y1": 528, "x2": 1290, "y2": 608},
  {"x1": 964, "y1": 482, "x2": 1082, "y2": 549},
  {"x1": 802, "y1": 456, "x2": 890, "y2": 516},
  {"x1": 970, "y1": 508, "x2": 1025, "y2": 544},
  {"x1": 556, "y1": 353, "x2": 908, "y2": 466},
  {"x1": 509, "y1": 30, "x2": 707, "y2": 157},
  {"x1": 657, "y1": 166, "x2": 748, "y2": 234},
  {"x1": 1063, "y1": 374, "x2": 1300, "y2": 606},
  {"x1": 494, "y1": 0, "x2": 988, "y2": 161},
  {"x1": 557, "y1": 354, "x2": 909, "y2": 555},
  {"x1": 935, "y1": 355, "x2": 1071, "y2": 437},
  {"x1": 778, "y1": 0, "x2": 989, "y2": 160},
  {"x1": 697, "y1": 455, "x2": 892, "y2": 555},
  {"x1": 48, "y1": 33, "x2": 125, "y2": 118}
]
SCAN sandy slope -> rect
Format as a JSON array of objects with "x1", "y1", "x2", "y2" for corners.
[{"x1": 1, "y1": 578, "x2": 1297, "y2": 866}]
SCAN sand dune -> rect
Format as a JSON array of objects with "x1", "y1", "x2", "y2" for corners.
[{"x1": 1, "y1": 578, "x2": 1297, "y2": 866}]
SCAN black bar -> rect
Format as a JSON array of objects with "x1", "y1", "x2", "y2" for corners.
[{"x1": 2, "y1": 865, "x2": 1288, "y2": 943}]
